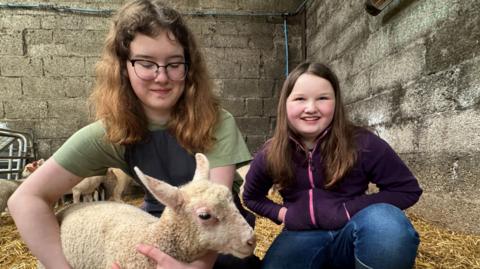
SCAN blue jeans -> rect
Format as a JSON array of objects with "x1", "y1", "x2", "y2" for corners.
[{"x1": 262, "y1": 203, "x2": 420, "y2": 269}]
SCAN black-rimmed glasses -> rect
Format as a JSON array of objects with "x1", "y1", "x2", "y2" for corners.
[{"x1": 128, "y1": 59, "x2": 188, "y2": 81}]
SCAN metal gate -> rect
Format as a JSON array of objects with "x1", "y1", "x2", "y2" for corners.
[{"x1": 0, "y1": 128, "x2": 36, "y2": 180}]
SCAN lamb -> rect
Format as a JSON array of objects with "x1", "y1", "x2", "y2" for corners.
[
  {"x1": 42, "y1": 153, "x2": 255, "y2": 268},
  {"x1": 21, "y1": 159, "x2": 45, "y2": 178},
  {"x1": 0, "y1": 179, "x2": 22, "y2": 214},
  {"x1": 73, "y1": 168, "x2": 134, "y2": 203},
  {"x1": 72, "y1": 175, "x2": 106, "y2": 203},
  {"x1": 105, "y1": 168, "x2": 133, "y2": 202}
]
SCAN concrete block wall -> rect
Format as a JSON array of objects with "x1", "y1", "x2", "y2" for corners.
[
  {"x1": 306, "y1": 0, "x2": 480, "y2": 234},
  {"x1": 0, "y1": 0, "x2": 304, "y2": 157}
]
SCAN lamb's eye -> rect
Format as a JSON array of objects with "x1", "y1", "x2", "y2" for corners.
[{"x1": 198, "y1": 212, "x2": 211, "y2": 220}]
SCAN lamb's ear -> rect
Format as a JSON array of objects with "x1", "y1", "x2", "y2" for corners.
[
  {"x1": 192, "y1": 153, "x2": 210, "y2": 181},
  {"x1": 134, "y1": 167, "x2": 183, "y2": 210}
]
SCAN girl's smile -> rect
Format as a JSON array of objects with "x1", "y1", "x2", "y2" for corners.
[
  {"x1": 286, "y1": 73, "x2": 336, "y2": 148},
  {"x1": 127, "y1": 32, "x2": 186, "y2": 124}
]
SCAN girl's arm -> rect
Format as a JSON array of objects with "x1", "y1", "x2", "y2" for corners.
[
  {"x1": 209, "y1": 165, "x2": 235, "y2": 189},
  {"x1": 8, "y1": 158, "x2": 83, "y2": 269},
  {"x1": 113, "y1": 247, "x2": 217, "y2": 269},
  {"x1": 242, "y1": 153, "x2": 284, "y2": 224}
]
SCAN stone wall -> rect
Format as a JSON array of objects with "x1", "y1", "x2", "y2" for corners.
[
  {"x1": 306, "y1": 0, "x2": 480, "y2": 234},
  {"x1": 0, "y1": 0, "x2": 304, "y2": 157}
]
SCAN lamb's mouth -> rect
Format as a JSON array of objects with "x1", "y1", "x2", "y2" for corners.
[{"x1": 227, "y1": 246, "x2": 255, "y2": 258}]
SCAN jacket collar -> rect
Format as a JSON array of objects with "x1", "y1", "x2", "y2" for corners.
[{"x1": 289, "y1": 126, "x2": 331, "y2": 153}]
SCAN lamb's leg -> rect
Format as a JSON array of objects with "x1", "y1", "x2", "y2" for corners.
[
  {"x1": 112, "y1": 179, "x2": 127, "y2": 202},
  {"x1": 83, "y1": 194, "x2": 93, "y2": 203},
  {"x1": 73, "y1": 191, "x2": 81, "y2": 203}
]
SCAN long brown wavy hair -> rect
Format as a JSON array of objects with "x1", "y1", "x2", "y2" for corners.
[
  {"x1": 90, "y1": 0, "x2": 219, "y2": 152},
  {"x1": 266, "y1": 62, "x2": 358, "y2": 189}
]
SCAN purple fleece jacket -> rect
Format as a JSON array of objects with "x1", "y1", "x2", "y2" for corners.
[{"x1": 242, "y1": 130, "x2": 422, "y2": 231}]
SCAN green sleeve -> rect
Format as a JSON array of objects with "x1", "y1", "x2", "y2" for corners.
[
  {"x1": 205, "y1": 109, "x2": 252, "y2": 193},
  {"x1": 205, "y1": 109, "x2": 252, "y2": 168},
  {"x1": 52, "y1": 121, "x2": 129, "y2": 177}
]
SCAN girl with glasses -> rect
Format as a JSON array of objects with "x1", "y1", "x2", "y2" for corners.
[{"x1": 8, "y1": 1, "x2": 259, "y2": 269}]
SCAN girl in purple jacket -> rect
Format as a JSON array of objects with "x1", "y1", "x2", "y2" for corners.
[{"x1": 243, "y1": 62, "x2": 422, "y2": 269}]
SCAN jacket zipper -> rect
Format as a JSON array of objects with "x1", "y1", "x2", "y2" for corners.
[
  {"x1": 307, "y1": 151, "x2": 317, "y2": 226},
  {"x1": 289, "y1": 130, "x2": 331, "y2": 228}
]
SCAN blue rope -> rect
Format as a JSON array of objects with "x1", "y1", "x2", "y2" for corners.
[{"x1": 283, "y1": 16, "x2": 289, "y2": 77}]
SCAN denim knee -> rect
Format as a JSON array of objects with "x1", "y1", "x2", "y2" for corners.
[
  {"x1": 351, "y1": 203, "x2": 420, "y2": 269},
  {"x1": 262, "y1": 230, "x2": 333, "y2": 269},
  {"x1": 353, "y1": 203, "x2": 419, "y2": 242}
]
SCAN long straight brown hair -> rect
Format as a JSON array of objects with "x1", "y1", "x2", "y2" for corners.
[
  {"x1": 90, "y1": 0, "x2": 219, "y2": 153},
  {"x1": 266, "y1": 62, "x2": 358, "y2": 189}
]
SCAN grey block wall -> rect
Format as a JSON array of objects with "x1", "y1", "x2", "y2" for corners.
[{"x1": 306, "y1": 0, "x2": 480, "y2": 234}]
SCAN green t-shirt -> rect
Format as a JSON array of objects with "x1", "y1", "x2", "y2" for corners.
[{"x1": 53, "y1": 109, "x2": 252, "y2": 181}]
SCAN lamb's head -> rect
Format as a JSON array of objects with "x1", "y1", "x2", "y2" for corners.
[{"x1": 134, "y1": 153, "x2": 256, "y2": 258}]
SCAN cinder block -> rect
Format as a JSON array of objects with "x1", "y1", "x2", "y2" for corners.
[
  {"x1": 347, "y1": 91, "x2": 393, "y2": 126},
  {"x1": 24, "y1": 29, "x2": 53, "y2": 45},
  {"x1": 53, "y1": 30, "x2": 106, "y2": 56},
  {"x1": 222, "y1": 79, "x2": 267, "y2": 98},
  {"x1": 221, "y1": 98, "x2": 246, "y2": 117},
  {"x1": 0, "y1": 30, "x2": 23, "y2": 56},
  {"x1": 0, "y1": 56, "x2": 43, "y2": 76},
  {"x1": 35, "y1": 118, "x2": 88, "y2": 139},
  {"x1": 343, "y1": 70, "x2": 370, "y2": 104},
  {"x1": 374, "y1": 121, "x2": 418, "y2": 154},
  {"x1": 236, "y1": 117, "x2": 269, "y2": 136},
  {"x1": 457, "y1": 56, "x2": 480, "y2": 109},
  {"x1": 0, "y1": 77, "x2": 22, "y2": 99},
  {"x1": 246, "y1": 135, "x2": 267, "y2": 153},
  {"x1": 263, "y1": 97, "x2": 278, "y2": 117},
  {"x1": 370, "y1": 43, "x2": 425, "y2": 90},
  {"x1": 351, "y1": 28, "x2": 391, "y2": 74},
  {"x1": 41, "y1": 15, "x2": 85, "y2": 30},
  {"x1": 27, "y1": 44, "x2": 68, "y2": 57},
  {"x1": 400, "y1": 69, "x2": 457, "y2": 119},
  {"x1": 47, "y1": 98, "x2": 89, "y2": 119},
  {"x1": 246, "y1": 98, "x2": 263, "y2": 116},
  {"x1": 418, "y1": 109, "x2": 480, "y2": 153},
  {"x1": 0, "y1": 15, "x2": 40, "y2": 30},
  {"x1": 43, "y1": 56, "x2": 85, "y2": 77},
  {"x1": 390, "y1": 0, "x2": 460, "y2": 50},
  {"x1": 334, "y1": 16, "x2": 369, "y2": 56},
  {"x1": 425, "y1": 0, "x2": 480, "y2": 73},
  {"x1": 4, "y1": 100, "x2": 48, "y2": 119}
]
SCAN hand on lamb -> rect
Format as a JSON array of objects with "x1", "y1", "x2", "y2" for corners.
[{"x1": 111, "y1": 244, "x2": 194, "y2": 269}]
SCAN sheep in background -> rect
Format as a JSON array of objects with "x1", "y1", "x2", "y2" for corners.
[
  {"x1": 0, "y1": 179, "x2": 22, "y2": 214},
  {"x1": 43, "y1": 153, "x2": 255, "y2": 268},
  {"x1": 21, "y1": 159, "x2": 45, "y2": 178},
  {"x1": 72, "y1": 175, "x2": 106, "y2": 203},
  {"x1": 104, "y1": 168, "x2": 133, "y2": 202},
  {"x1": 22, "y1": 159, "x2": 131, "y2": 204}
]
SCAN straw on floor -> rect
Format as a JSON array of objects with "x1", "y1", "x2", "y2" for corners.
[{"x1": 1, "y1": 195, "x2": 479, "y2": 269}]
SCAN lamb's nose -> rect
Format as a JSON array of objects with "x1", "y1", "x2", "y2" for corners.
[{"x1": 247, "y1": 235, "x2": 256, "y2": 247}]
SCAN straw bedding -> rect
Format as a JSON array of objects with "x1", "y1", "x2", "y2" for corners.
[{"x1": 1, "y1": 195, "x2": 479, "y2": 269}]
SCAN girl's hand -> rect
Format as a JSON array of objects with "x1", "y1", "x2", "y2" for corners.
[
  {"x1": 278, "y1": 207, "x2": 288, "y2": 223},
  {"x1": 112, "y1": 244, "x2": 191, "y2": 269}
]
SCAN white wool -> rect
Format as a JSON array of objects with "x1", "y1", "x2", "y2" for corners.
[{"x1": 39, "y1": 154, "x2": 255, "y2": 269}]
